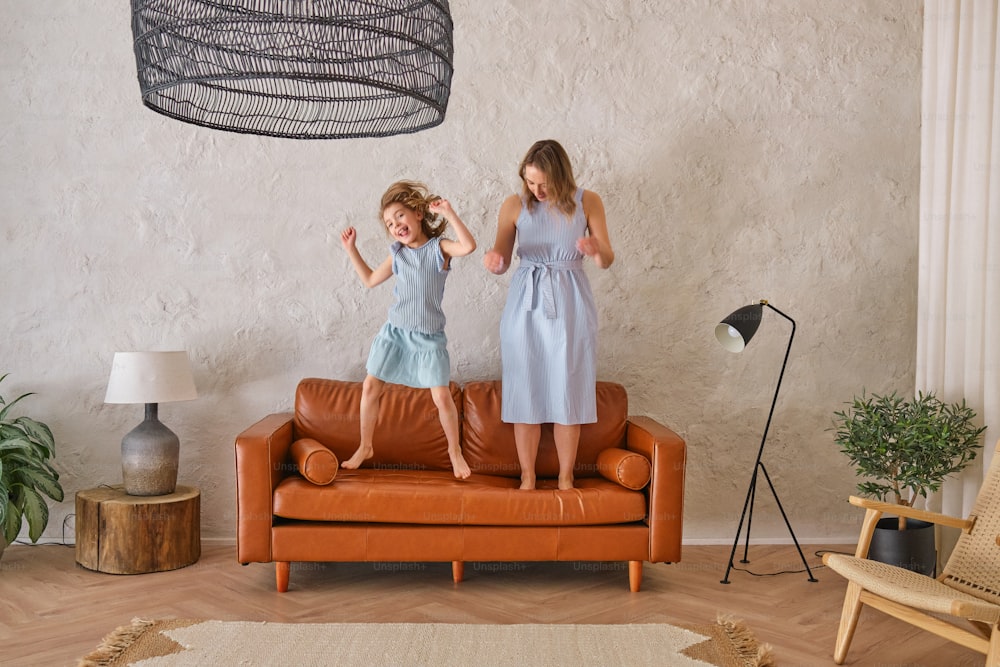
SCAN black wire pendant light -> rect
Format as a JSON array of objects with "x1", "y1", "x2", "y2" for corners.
[{"x1": 130, "y1": 1, "x2": 454, "y2": 139}]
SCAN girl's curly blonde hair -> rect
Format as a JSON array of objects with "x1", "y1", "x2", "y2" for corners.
[{"x1": 379, "y1": 180, "x2": 447, "y2": 239}]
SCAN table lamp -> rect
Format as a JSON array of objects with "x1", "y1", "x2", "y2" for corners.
[
  {"x1": 104, "y1": 351, "x2": 197, "y2": 496},
  {"x1": 715, "y1": 300, "x2": 817, "y2": 584}
]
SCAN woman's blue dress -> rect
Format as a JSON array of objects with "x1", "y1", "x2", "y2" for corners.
[{"x1": 500, "y1": 188, "x2": 597, "y2": 425}]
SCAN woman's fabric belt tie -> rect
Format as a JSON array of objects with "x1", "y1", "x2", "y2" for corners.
[{"x1": 519, "y1": 259, "x2": 583, "y2": 319}]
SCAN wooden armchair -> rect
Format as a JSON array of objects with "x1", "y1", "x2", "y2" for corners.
[{"x1": 823, "y1": 439, "x2": 1000, "y2": 666}]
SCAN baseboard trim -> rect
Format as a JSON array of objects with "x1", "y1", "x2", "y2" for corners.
[{"x1": 13, "y1": 535, "x2": 859, "y2": 548}]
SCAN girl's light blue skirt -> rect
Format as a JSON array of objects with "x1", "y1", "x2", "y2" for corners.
[{"x1": 366, "y1": 322, "x2": 450, "y2": 388}]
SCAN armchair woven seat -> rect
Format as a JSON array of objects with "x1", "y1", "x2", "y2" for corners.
[
  {"x1": 825, "y1": 555, "x2": 1000, "y2": 624},
  {"x1": 824, "y1": 438, "x2": 1000, "y2": 665}
]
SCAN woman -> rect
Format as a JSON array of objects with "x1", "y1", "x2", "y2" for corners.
[{"x1": 483, "y1": 140, "x2": 614, "y2": 489}]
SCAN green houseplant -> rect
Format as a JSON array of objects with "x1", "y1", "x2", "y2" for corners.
[
  {"x1": 0, "y1": 374, "x2": 64, "y2": 555},
  {"x1": 832, "y1": 390, "x2": 987, "y2": 524},
  {"x1": 831, "y1": 390, "x2": 986, "y2": 576}
]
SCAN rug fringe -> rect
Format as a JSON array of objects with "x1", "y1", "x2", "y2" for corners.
[
  {"x1": 77, "y1": 617, "x2": 155, "y2": 667},
  {"x1": 716, "y1": 614, "x2": 777, "y2": 667}
]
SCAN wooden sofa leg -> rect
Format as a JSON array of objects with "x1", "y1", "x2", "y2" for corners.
[
  {"x1": 452, "y1": 561, "x2": 464, "y2": 584},
  {"x1": 276, "y1": 561, "x2": 290, "y2": 593},
  {"x1": 628, "y1": 561, "x2": 643, "y2": 592}
]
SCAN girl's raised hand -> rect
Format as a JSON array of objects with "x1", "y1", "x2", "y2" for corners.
[
  {"x1": 429, "y1": 198, "x2": 455, "y2": 217},
  {"x1": 341, "y1": 227, "x2": 357, "y2": 250}
]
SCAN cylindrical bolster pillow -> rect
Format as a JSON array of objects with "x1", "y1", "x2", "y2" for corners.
[
  {"x1": 596, "y1": 448, "x2": 651, "y2": 490},
  {"x1": 290, "y1": 438, "x2": 338, "y2": 486}
]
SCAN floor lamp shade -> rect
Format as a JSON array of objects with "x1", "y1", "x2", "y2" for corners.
[
  {"x1": 715, "y1": 303, "x2": 763, "y2": 353},
  {"x1": 105, "y1": 352, "x2": 197, "y2": 496}
]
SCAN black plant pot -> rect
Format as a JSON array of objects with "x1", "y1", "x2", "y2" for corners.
[{"x1": 868, "y1": 517, "x2": 936, "y2": 576}]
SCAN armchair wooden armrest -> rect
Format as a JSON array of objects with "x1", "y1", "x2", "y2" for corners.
[
  {"x1": 848, "y1": 496, "x2": 975, "y2": 531},
  {"x1": 846, "y1": 495, "x2": 975, "y2": 558}
]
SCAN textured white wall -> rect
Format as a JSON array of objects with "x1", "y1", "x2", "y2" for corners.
[{"x1": 2, "y1": 1, "x2": 921, "y2": 544}]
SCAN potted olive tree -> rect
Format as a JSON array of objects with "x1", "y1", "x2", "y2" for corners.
[
  {"x1": 0, "y1": 374, "x2": 64, "y2": 558},
  {"x1": 831, "y1": 390, "x2": 986, "y2": 575}
]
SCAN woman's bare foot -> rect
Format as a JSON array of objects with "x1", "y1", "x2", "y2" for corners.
[
  {"x1": 519, "y1": 474, "x2": 536, "y2": 490},
  {"x1": 341, "y1": 444, "x2": 373, "y2": 469},
  {"x1": 449, "y1": 449, "x2": 471, "y2": 479},
  {"x1": 558, "y1": 475, "x2": 574, "y2": 490}
]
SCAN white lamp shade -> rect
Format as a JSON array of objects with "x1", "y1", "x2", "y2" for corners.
[
  {"x1": 715, "y1": 323, "x2": 748, "y2": 353},
  {"x1": 105, "y1": 351, "x2": 198, "y2": 404}
]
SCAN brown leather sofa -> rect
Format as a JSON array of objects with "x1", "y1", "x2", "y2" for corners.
[{"x1": 235, "y1": 378, "x2": 686, "y2": 592}]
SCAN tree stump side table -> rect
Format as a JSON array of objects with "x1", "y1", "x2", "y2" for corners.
[{"x1": 76, "y1": 485, "x2": 200, "y2": 574}]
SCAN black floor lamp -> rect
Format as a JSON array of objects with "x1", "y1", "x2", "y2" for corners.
[{"x1": 715, "y1": 300, "x2": 817, "y2": 584}]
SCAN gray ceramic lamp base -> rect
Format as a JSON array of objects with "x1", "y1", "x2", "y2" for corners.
[{"x1": 121, "y1": 403, "x2": 179, "y2": 496}]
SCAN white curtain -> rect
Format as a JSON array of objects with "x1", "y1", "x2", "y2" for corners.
[{"x1": 917, "y1": 0, "x2": 999, "y2": 522}]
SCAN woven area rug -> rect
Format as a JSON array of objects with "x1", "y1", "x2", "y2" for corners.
[{"x1": 79, "y1": 617, "x2": 775, "y2": 667}]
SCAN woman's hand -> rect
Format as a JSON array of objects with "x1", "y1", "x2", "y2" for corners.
[
  {"x1": 579, "y1": 190, "x2": 614, "y2": 269},
  {"x1": 483, "y1": 194, "x2": 519, "y2": 275},
  {"x1": 483, "y1": 250, "x2": 506, "y2": 274},
  {"x1": 576, "y1": 236, "x2": 600, "y2": 259}
]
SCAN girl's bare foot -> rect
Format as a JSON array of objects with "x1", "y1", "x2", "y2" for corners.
[
  {"x1": 341, "y1": 444, "x2": 373, "y2": 469},
  {"x1": 519, "y1": 474, "x2": 536, "y2": 490},
  {"x1": 450, "y1": 449, "x2": 471, "y2": 479},
  {"x1": 558, "y1": 475, "x2": 574, "y2": 490}
]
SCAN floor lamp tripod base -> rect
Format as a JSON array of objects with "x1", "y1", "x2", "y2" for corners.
[{"x1": 720, "y1": 460, "x2": 817, "y2": 584}]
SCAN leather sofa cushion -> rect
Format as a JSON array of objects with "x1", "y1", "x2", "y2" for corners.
[
  {"x1": 461, "y1": 381, "x2": 628, "y2": 479},
  {"x1": 290, "y1": 438, "x2": 338, "y2": 486},
  {"x1": 596, "y1": 448, "x2": 651, "y2": 490},
  {"x1": 293, "y1": 378, "x2": 460, "y2": 472},
  {"x1": 272, "y1": 470, "x2": 648, "y2": 526}
]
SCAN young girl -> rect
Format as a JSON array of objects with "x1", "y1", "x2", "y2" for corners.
[
  {"x1": 340, "y1": 180, "x2": 475, "y2": 479},
  {"x1": 483, "y1": 140, "x2": 614, "y2": 490}
]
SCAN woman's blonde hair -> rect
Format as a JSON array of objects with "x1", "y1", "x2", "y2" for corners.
[
  {"x1": 518, "y1": 139, "x2": 577, "y2": 217},
  {"x1": 379, "y1": 180, "x2": 447, "y2": 239}
]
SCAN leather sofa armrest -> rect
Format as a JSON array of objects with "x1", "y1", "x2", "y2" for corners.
[
  {"x1": 626, "y1": 415, "x2": 686, "y2": 563},
  {"x1": 235, "y1": 412, "x2": 294, "y2": 564}
]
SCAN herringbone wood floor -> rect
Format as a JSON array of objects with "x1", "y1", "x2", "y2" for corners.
[{"x1": 0, "y1": 542, "x2": 985, "y2": 666}]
